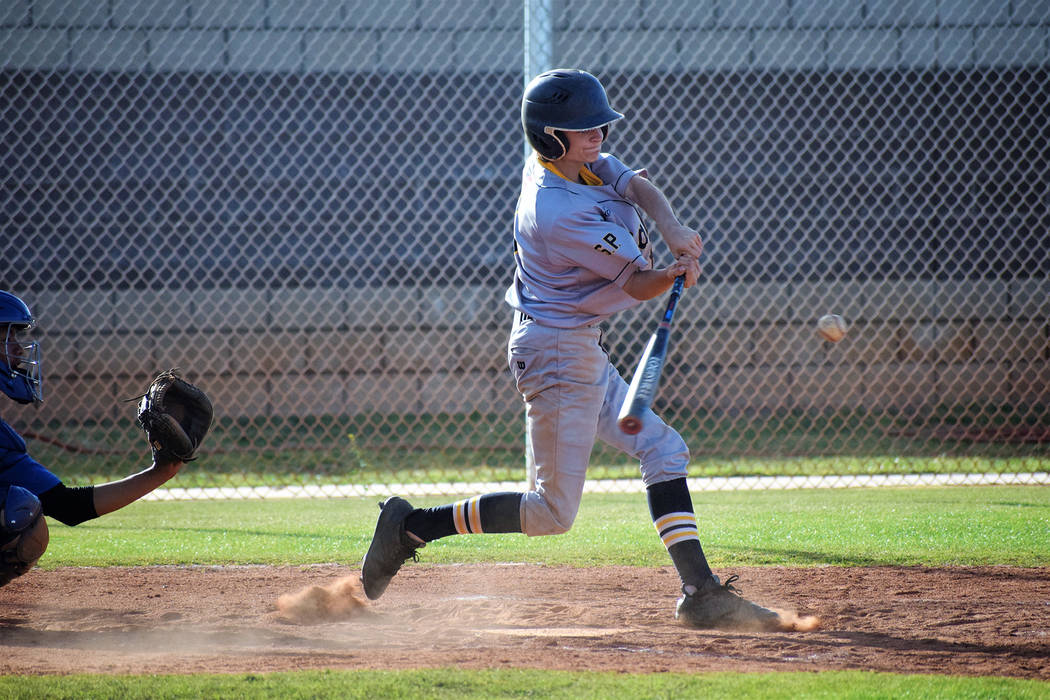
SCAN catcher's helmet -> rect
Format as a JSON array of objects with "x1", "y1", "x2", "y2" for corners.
[
  {"x1": 521, "y1": 69, "x2": 623, "y2": 161},
  {"x1": 0, "y1": 291, "x2": 42, "y2": 404}
]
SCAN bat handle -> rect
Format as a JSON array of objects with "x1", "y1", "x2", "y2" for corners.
[
  {"x1": 661, "y1": 275, "x2": 686, "y2": 325},
  {"x1": 670, "y1": 274, "x2": 685, "y2": 300},
  {"x1": 619, "y1": 415, "x2": 643, "y2": 435}
]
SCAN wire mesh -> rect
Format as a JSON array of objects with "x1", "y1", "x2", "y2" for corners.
[{"x1": 2, "y1": 0, "x2": 1047, "y2": 496}]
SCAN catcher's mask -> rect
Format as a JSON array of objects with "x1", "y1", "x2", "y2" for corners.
[
  {"x1": 521, "y1": 68, "x2": 623, "y2": 161},
  {"x1": 0, "y1": 291, "x2": 42, "y2": 404}
]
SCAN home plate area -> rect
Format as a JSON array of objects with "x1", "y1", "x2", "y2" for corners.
[{"x1": 0, "y1": 563, "x2": 1046, "y2": 678}]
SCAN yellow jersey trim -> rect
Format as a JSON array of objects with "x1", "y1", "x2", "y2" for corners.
[{"x1": 538, "y1": 156, "x2": 604, "y2": 186}]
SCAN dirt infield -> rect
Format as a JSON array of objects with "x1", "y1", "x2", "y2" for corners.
[{"x1": 1, "y1": 564, "x2": 1047, "y2": 679}]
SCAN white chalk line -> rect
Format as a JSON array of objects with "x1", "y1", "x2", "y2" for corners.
[{"x1": 142, "y1": 472, "x2": 1048, "y2": 501}]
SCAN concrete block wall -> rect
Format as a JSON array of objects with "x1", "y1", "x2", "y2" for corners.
[
  {"x1": 1, "y1": 0, "x2": 525, "y2": 72},
  {"x1": 3, "y1": 0, "x2": 1049, "y2": 72},
  {"x1": 23, "y1": 277, "x2": 1050, "y2": 422}
]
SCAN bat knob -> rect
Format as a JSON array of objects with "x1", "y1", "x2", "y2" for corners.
[{"x1": 618, "y1": 416, "x2": 643, "y2": 435}]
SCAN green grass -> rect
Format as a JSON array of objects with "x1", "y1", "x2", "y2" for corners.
[
  {"x1": 41, "y1": 486, "x2": 1050, "y2": 569},
  {"x1": 0, "y1": 669, "x2": 1047, "y2": 700},
  {"x1": 16, "y1": 485, "x2": 1050, "y2": 699}
]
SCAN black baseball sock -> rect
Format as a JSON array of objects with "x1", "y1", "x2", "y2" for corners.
[
  {"x1": 404, "y1": 492, "x2": 524, "y2": 542},
  {"x1": 647, "y1": 477, "x2": 713, "y2": 590}
]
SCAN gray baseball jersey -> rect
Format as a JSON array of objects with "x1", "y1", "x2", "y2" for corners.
[
  {"x1": 505, "y1": 154, "x2": 690, "y2": 537},
  {"x1": 505, "y1": 153, "x2": 654, "y2": 328}
]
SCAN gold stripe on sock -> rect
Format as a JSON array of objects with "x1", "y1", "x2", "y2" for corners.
[
  {"x1": 662, "y1": 528, "x2": 700, "y2": 547},
  {"x1": 453, "y1": 499, "x2": 469, "y2": 535},
  {"x1": 468, "y1": 496, "x2": 483, "y2": 534},
  {"x1": 654, "y1": 511, "x2": 700, "y2": 547},
  {"x1": 654, "y1": 513, "x2": 695, "y2": 530}
]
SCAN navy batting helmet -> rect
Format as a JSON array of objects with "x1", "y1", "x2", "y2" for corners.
[
  {"x1": 521, "y1": 69, "x2": 624, "y2": 161},
  {"x1": 0, "y1": 291, "x2": 42, "y2": 404}
]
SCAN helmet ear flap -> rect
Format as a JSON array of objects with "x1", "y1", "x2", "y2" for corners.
[
  {"x1": 546, "y1": 130, "x2": 569, "y2": 160},
  {"x1": 526, "y1": 128, "x2": 568, "y2": 161}
]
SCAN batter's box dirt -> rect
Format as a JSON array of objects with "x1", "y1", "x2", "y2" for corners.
[{"x1": 1, "y1": 563, "x2": 1047, "y2": 679}]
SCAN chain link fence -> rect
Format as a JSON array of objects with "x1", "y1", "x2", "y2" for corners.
[{"x1": 3, "y1": 1, "x2": 1048, "y2": 496}]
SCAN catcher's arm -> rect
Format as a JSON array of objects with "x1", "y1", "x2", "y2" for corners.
[
  {"x1": 34, "y1": 453, "x2": 180, "y2": 525},
  {"x1": 86, "y1": 369, "x2": 214, "y2": 517},
  {"x1": 90, "y1": 460, "x2": 183, "y2": 517}
]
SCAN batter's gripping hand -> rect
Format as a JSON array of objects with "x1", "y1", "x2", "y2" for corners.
[{"x1": 133, "y1": 368, "x2": 213, "y2": 464}]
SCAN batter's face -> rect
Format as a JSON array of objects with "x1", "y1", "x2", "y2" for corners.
[{"x1": 563, "y1": 127, "x2": 605, "y2": 163}]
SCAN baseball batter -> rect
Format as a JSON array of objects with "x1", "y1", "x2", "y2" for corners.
[
  {"x1": 0, "y1": 290, "x2": 193, "y2": 587},
  {"x1": 362, "y1": 69, "x2": 785, "y2": 630}
]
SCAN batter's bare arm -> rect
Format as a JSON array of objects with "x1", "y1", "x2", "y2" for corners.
[
  {"x1": 625, "y1": 175, "x2": 703, "y2": 260},
  {"x1": 623, "y1": 256, "x2": 701, "y2": 300}
]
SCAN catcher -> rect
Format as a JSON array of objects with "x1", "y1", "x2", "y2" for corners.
[{"x1": 0, "y1": 290, "x2": 212, "y2": 587}]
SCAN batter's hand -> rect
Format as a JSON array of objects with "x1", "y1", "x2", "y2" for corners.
[
  {"x1": 662, "y1": 222, "x2": 703, "y2": 260},
  {"x1": 666, "y1": 255, "x2": 701, "y2": 288}
]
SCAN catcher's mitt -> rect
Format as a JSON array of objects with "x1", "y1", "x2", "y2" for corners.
[{"x1": 133, "y1": 368, "x2": 213, "y2": 464}]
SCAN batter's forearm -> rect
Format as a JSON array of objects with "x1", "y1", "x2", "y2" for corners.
[
  {"x1": 624, "y1": 257, "x2": 701, "y2": 300},
  {"x1": 627, "y1": 176, "x2": 680, "y2": 232},
  {"x1": 626, "y1": 176, "x2": 703, "y2": 259},
  {"x1": 623, "y1": 268, "x2": 677, "y2": 301}
]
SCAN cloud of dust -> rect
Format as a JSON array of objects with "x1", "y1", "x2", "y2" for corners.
[
  {"x1": 276, "y1": 575, "x2": 369, "y2": 624},
  {"x1": 773, "y1": 608, "x2": 822, "y2": 632}
]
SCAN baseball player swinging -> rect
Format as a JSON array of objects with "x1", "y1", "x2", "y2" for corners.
[{"x1": 362, "y1": 69, "x2": 786, "y2": 630}]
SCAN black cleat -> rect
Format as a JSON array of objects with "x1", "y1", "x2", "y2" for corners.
[
  {"x1": 675, "y1": 574, "x2": 783, "y2": 631},
  {"x1": 360, "y1": 496, "x2": 424, "y2": 600}
]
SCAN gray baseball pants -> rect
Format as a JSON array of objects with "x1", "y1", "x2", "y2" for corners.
[{"x1": 507, "y1": 314, "x2": 690, "y2": 536}]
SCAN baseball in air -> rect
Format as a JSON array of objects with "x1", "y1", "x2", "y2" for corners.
[{"x1": 817, "y1": 314, "x2": 847, "y2": 343}]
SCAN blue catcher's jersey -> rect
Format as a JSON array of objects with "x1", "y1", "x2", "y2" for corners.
[
  {"x1": 0, "y1": 416, "x2": 60, "y2": 496},
  {"x1": 506, "y1": 153, "x2": 653, "y2": 328}
]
